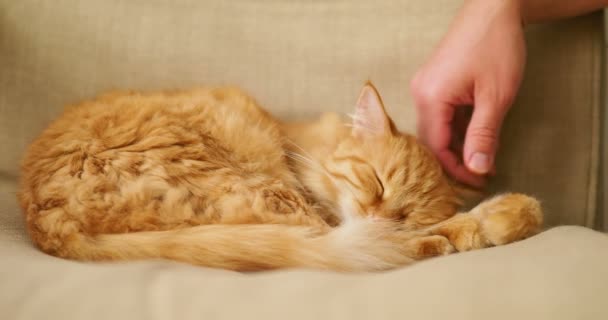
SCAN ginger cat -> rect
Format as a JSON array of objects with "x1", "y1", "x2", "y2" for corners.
[{"x1": 18, "y1": 83, "x2": 542, "y2": 272}]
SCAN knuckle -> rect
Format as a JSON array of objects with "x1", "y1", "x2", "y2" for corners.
[
  {"x1": 413, "y1": 87, "x2": 440, "y2": 109},
  {"x1": 468, "y1": 125, "x2": 497, "y2": 145},
  {"x1": 492, "y1": 95, "x2": 515, "y2": 113},
  {"x1": 410, "y1": 75, "x2": 441, "y2": 108},
  {"x1": 478, "y1": 87, "x2": 516, "y2": 113}
]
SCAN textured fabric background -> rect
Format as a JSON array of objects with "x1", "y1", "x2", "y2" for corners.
[
  {"x1": 1, "y1": 189, "x2": 607, "y2": 319},
  {"x1": 0, "y1": 0, "x2": 603, "y2": 228},
  {"x1": 600, "y1": 10, "x2": 607, "y2": 231},
  {"x1": 0, "y1": 1, "x2": 607, "y2": 319}
]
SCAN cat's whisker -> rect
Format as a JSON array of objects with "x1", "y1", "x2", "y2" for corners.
[
  {"x1": 286, "y1": 152, "x2": 359, "y2": 204},
  {"x1": 270, "y1": 150, "x2": 341, "y2": 214},
  {"x1": 284, "y1": 139, "x2": 319, "y2": 163},
  {"x1": 285, "y1": 151, "x2": 327, "y2": 179},
  {"x1": 285, "y1": 138, "x2": 361, "y2": 202},
  {"x1": 284, "y1": 152, "x2": 326, "y2": 181},
  {"x1": 285, "y1": 151, "x2": 322, "y2": 172},
  {"x1": 284, "y1": 127, "x2": 362, "y2": 204},
  {"x1": 284, "y1": 140, "x2": 339, "y2": 177}
]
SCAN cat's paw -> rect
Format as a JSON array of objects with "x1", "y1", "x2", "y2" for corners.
[
  {"x1": 432, "y1": 214, "x2": 485, "y2": 252},
  {"x1": 472, "y1": 193, "x2": 543, "y2": 246},
  {"x1": 405, "y1": 235, "x2": 456, "y2": 259},
  {"x1": 429, "y1": 193, "x2": 543, "y2": 251}
]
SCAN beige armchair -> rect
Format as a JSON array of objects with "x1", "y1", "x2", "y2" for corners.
[{"x1": 1, "y1": 1, "x2": 606, "y2": 319}]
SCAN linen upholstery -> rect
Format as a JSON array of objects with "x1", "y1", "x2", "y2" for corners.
[
  {"x1": 0, "y1": 0, "x2": 603, "y2": 226},
  {"x1": 0, "y1": 1, "x2": 606, "y2": 319}
]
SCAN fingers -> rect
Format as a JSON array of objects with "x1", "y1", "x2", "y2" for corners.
[
  {"x1": 414, "y1": 98, "x2": 486, "y2": 188},
  {"x1": 436, "y1": 149, "x2": 487, "y2": 188},
  {"x1": 463, "y1": 93, "x2": 509, "y2": 175},
  {"x1": 415, "y1": 100, "x2": 453, "y2": 155},
  {"x1": 449, "y1": 106, "x2": 472, "y2": 155}
]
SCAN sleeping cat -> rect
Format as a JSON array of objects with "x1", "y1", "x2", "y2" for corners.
[{"x1": 18, "y1": 83, "x2": 542, "y2": 272}]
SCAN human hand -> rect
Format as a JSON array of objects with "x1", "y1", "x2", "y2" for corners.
[{"x1": 410, "y1": 0, "x2": 526, "y2": 188}]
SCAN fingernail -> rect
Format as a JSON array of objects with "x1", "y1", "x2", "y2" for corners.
[{"x1": 469, "y1": 152, "x2": 490, "y2": 174}]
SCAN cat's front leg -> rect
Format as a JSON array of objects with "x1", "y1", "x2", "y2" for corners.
[
  {"x1": 402, "y1": 235, "x2": 456, "y2": 259},
  {"x1": 427, "y1": 193, "x2": 543, "y2": 252}
]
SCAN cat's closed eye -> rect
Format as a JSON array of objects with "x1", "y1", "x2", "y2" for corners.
[{"x1": 326, "y1": 158, "x2": 384, "y2": 206}]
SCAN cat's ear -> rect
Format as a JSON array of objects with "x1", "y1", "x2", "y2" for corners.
[{"x1": 352, "y1": 82, "x2": 393, "y2": 138}]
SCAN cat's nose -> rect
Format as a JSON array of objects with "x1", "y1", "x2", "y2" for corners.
[{"x1": 366, "y1": 206, "x2": 382, "y2": 218}]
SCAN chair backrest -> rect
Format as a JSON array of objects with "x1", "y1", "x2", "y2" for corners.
[{"x1": 0, "y1": 0, "x2": 604, "y2": 228}]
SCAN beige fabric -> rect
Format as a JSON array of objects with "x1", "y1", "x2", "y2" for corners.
[
  {"x1": 600, "y1": 10, "x2": 608, "y2": 230},
  {"x1": 0, "y1": 1, "x2": 607, "y2": 319},
  {"x1": 503, "y1": 16, "x2": 603, "y2": 227},
  {"x1": 0, "y1": 0, "x2": 603, "y2": 227},
  {"x1": 1, "y1": 192, "x2": 607, "y2": 319}
]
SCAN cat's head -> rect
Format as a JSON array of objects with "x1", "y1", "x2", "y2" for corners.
[{"x1": 320, "y1": 83, "x2": 461, "y2": 228}]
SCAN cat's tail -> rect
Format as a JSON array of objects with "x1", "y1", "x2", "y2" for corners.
[{"x1": 64, "y1": 218, "x2": 418, "y2": 272}]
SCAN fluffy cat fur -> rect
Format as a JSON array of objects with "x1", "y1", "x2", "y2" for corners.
[{"x1": 18, "y1": 83, "x2": 543, "y2": 272}]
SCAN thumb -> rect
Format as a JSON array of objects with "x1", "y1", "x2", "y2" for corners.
[{"x1": 463, "y1": 97, "x2": 508, "y2": 175}]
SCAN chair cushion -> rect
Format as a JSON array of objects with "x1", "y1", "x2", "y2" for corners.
[{"x1": 2, "y1": 193, "x2": 607, "y2": 320}]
